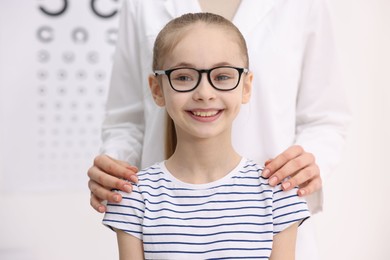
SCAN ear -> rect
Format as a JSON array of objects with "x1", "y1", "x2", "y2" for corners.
[
  {"x1": 148, "y1": 74, "x2": 165, "y2": 107},
  {"x1": 241, "y1": 71, "x2": 253, "y2": 104}
]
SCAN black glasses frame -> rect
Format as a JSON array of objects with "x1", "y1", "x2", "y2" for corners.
[{"x1": 154, "y1": 66, "x2": 249, "y2": 92}]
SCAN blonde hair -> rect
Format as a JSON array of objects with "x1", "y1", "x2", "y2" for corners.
[{"x1": 152, "y1": 13, "x2": 249, "y2": 159}]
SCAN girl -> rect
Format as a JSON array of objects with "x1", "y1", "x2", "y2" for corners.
[{"x1": 103, "y1": 13, "x2": 309, "y2": 260}]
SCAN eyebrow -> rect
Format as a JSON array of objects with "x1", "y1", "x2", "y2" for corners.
[{"x1": 168, "y1": 61, "x2": 235, "y2": 69}]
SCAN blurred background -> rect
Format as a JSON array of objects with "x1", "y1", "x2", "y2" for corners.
[{"x1": 0, "y1": 0, "x2": 388, "y2": 259}]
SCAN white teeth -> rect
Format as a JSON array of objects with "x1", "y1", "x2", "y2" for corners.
[{"x1": 192, "y1": 111, "x2": 218, "y2": 117}]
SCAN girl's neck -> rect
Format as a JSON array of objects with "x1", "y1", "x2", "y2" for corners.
[{"x1": 165, "y1": 135, "x2": 241, "y2": 184}]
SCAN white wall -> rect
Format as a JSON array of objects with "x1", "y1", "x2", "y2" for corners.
[
  {"x1": 0, "y1": 1, "x2": 120, "y2": 259},
  {"x1": 314, "y1": 0, "x2": 390, "y2": 259},
  {"x1": 0, "y1": 0, "x2": 389, "y2": 259}
]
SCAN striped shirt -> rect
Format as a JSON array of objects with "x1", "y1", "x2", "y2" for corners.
[{"x1": 103, "y1": 158, "x2": 310, "y2": 259}]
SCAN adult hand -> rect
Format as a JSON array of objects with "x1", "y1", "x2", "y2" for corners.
[
  {"x1": 87, "y1": 154, "x2": 138, "y2": 213},
  {"x1": 262, "y1": 145, "x2": 322, "y2": 197}
]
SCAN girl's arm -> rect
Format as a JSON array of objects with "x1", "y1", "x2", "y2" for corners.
[
  {"x1": 270, "y1": 222, "x2": 299, "y2": 260},
  {"x1": 269, "y1": 222, "x2": 299, "y2": 260},
  {"x1": 115, "y1": 228, "x2": 144, "y2": 260}
]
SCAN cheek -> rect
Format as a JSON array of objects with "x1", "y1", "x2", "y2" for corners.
[
  {"x1": 227, "y1": 92, "x2": 244, "y2": 106},
  {"x1": 229, "y1": 95, "x2": 245, "y2": 116},
  {"x1": 163, "y1": 95, "x2": 184, "y2": 117}
]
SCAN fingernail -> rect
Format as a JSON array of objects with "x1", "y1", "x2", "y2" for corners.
[
  {"x1": 130, "y1": 175, "x2": 138, "y2": 183},
  {"x1": 124, "y1": 184, "x2": 132, "y2": 193},
  {"x1": 298, "y1": 189, "x2": 306, "y2": 197},
  {"x1": 269, "y1": 176, "x2": 278, "y2": 186},
  {"x1": 282, "y1": 182, "x2": 291, "y2": 190},
  {"x1": 127, "y1": 166, "x2": 138, "y2": 173},
  {"x1": 262, "y1": 169, "x2": 271, "y2": 178},
  {"x1": 113, "y1": 195, "x2": 120, "y2": 202}
]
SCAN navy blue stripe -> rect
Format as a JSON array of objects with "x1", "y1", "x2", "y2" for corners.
[
  {"x1": 209, "y1": 257, "x2": 269, "y2": 260},
  {"x1": 142, "y1": 221, "x2": 273, "y2": 229},
  {"x1": 139, "y1": 190, "x2": 272, "y2": 199},
  {"x1": 138, "y1": 165, "x2": 161, "y2": 173},
  {"x1": 273, "y1": 188, "x2": 284, "y2": 195},
  {"x1": 137, "y1": 185, "x2": 191, "y2": 191},
  {"x1": 137, "y1": 177, "x2": 172, "y2": 183},
  {"x1": 106, "y1": 203, "x2": 145, "y2": 213},
  {"x1": 143, "y1": 239, "x2": 272, "y2": 245},
  {"x1": 144, "y1": 204, "x2": 272, "y2": 214},
  {"x1": 105, "y1": 211, "x2": 143, "y2": 220},
  {"x1": 274, "y1": 201, "x2": 307, "y2": 212},
  {"x1": 139, "y1": 197, "x2": 272, "y2": 207},
  {"x1": 144, "y1": 247, "x2": 272, "y2": 255},
  {"x1": 137, "y1": 170, "x2": 164, "y2": 177},
  {"x1": 273, "y1": 194, "x2": 299, "y2": 203},
  {"x1": 103, "y1": 218, "x2": 142, "y2": 227},
  {"x1": 143, "y1": 213, "x2": 272, "y2": 221},
  {"x1": 231, "y1": 175, "x2": 262, "y2": 180},
  {"x1": 274, "y1": 209, "x2": 310, "y2": 220},
  {"x1": 120, "y1": 196, "x2": 144, "y2": 205},
  {"x1": 138, "y1": 182, "x2": 268, "y2": 190},
  {"x1": 238, "y1": 168, "x2": 263, "y2": 175},
  {"x1": 274, "y1": 217, "x2": 307, "y2": 227},
  {"x1": 144, "y1": 230, "x2": 273, "y2": 237},
  {"x1": 242, "y1": 162, "x2": 259, "y2": 168}
]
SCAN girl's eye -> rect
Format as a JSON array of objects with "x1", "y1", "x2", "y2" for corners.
[
  {"x1": 176, "y1": 76, "x2": 192, "y2": 81},
  {"x1": 174, "y1": 75, "x2": 193, "y2": 82},
  {"x1": 215, "y1": 74, "x2": 232, "y2": 81}
]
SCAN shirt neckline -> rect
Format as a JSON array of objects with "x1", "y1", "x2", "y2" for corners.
[{"x1": 158, "y1": 157, "x2": 247, "y2": 189}]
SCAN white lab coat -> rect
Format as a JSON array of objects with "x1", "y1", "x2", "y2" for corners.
[{"x1": 101, "y1": 0, "x2": 351, "y2": 257}]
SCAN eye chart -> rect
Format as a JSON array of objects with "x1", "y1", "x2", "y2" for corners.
[{"x1": 0, "y1": 0, "x2": 122, "y2": 192}]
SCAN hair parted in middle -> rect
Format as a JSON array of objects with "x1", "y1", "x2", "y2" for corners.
[{"x1": 151, "y1": 12, "x2": 249, "y2": 159}]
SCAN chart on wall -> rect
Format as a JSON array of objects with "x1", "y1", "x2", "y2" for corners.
[{"x1": 0, "y1": 0, "x2": 123, "y2": 192}]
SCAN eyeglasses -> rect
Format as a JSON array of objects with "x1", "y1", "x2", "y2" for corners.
[{"x1": 154, "y1": 66, "x2": 249, "y2": 92}]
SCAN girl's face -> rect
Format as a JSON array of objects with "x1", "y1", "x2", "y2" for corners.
[{"x1": 150, "y1": 23, "x2": 252, "y2": 141}]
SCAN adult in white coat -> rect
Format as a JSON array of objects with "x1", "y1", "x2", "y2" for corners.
[{"x1": 88, "y1": 0, "x2": 351, "y2": 259}]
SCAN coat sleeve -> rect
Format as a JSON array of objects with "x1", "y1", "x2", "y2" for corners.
[
  {"x1": 294, "y1": 0, "x2": 352, "y2": 212},
  {"x1": 99, "y1": 0, "x2": 145, "y2": 166}
]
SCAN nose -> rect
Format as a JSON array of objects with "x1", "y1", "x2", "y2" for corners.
[{"x1": 192, "y1": 72, "x2": 216, "y2": 101}]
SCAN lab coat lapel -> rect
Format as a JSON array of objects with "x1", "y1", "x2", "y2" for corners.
[
  {"x1": 163, "y1": 0, "x2": 275, "y2": 37},
  {"x1": 163, "y1": 0, "x2": 201, "y2": 19},
  {"x1": 233, "y1": 0, "x2": 275, "y2": 37}
]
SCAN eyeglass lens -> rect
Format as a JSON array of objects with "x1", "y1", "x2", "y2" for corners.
[{"x1": 169, "y1": 67, "x2": 240, "y2": 91}]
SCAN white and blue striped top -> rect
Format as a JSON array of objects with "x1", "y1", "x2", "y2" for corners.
[{"x1": 103, "y1": 158, "x2": 310, "y2": 259}]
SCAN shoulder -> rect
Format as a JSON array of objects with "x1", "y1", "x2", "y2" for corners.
[
  {"x1": 236, "y1": 158, "x2": 271, "y2": 185},
  {"x1": 136, "y1": 162, "x2": 173, "y2": 189},
  {"x1": 137, "y1": 162, "x2": 165, "y2": 180},
  {"x1": 240, "y1": 159, "x2": 265, "y2": 176}
]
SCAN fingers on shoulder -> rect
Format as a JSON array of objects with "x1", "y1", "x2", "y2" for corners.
[
  {"x1": 267, "y1": 145, "x2": 304, "y2": 172},
  {"x1": 287, "y1": 164, "x2": 320, "y2": 187},
  {"x1": 90, "y1": 192, "x2": 107, "y2": 213},
  {"x1": 298, "y1": 175, "x2": 322, "y2": 196}
]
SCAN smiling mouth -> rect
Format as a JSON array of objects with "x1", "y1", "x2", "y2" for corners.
[
  {"x1": 191, "y1": 110, "x2": 220, "y2": 117},
  {"x1": 187, "y1": 109, "x2": 224, "y2": 122}
]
